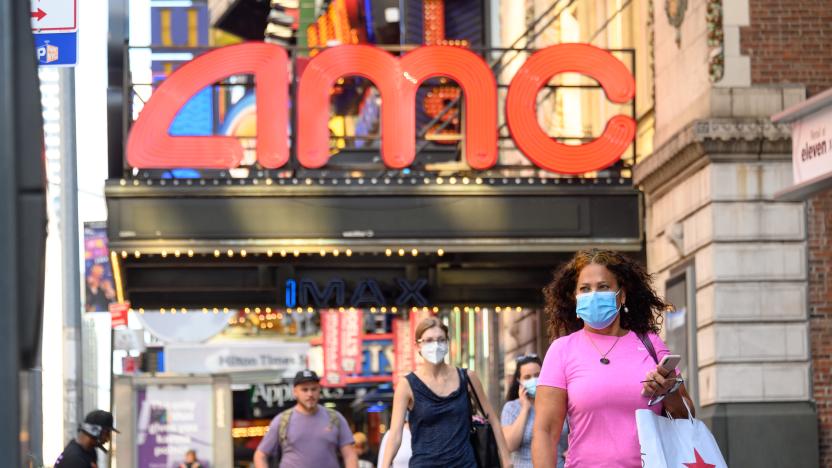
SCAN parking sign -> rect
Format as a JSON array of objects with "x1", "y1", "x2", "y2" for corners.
[{"x1": 34, "y1": 32, "x2": 77, "y2": 67}]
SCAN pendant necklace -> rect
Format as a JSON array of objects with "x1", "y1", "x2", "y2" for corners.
[{"x1": 585, "y1": 331, "x2": 623, "y2": 365}]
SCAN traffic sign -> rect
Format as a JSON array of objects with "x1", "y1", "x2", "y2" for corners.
[
  {"x1": 34, "y1": 32, "x2": 77, "y2": 67},
  {"x1": 30, "y1": 0, "x2": 78, "y2": 32}
]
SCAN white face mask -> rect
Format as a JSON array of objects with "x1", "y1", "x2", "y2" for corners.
[{"x1": 420, "y1": 341, "x2": 449, "y2": 364}]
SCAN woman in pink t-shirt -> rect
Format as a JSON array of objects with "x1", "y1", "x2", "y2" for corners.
[{"x1": 532, "y1": 249, "x2": 694, "y2": 468}]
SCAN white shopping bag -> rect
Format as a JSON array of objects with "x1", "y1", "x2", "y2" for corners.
[{"x1": 636, "y1": 402, "x2": 728, "y2": 468}]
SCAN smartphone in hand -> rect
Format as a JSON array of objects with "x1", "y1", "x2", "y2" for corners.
[{"x1": 659, "y1": 354, "x2": 681, "y2": 373}]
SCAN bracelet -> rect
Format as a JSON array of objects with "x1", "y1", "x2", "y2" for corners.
[
  {"x1": 667, "y1": 377, "x2": 684, "y2": 395},
  {"x1": 647, "y1": 377, "x2": 684, "y2": 406}
]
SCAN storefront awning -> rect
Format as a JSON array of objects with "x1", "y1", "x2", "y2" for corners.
[
  {"x1": 105, "y1": 180, "x2": 642, "y2": 252},
  {"x1": 104, "y1": 180, "x2": 643, "y2": 307}
]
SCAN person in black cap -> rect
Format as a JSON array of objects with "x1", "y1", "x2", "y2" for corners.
[
  {"x1": 54, "y1": 409, "x2": 119, "y2": 467},
  {"x1": 254, "y1": 370, "x2": 358, "y2": 468}
]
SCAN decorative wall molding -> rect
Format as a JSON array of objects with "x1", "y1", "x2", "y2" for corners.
[
  {"x1": 648, "y1": 0, "x2": 656, "y2": 103},
  {"x1": 706, "y1": 0, "x2": 724, "y2": 83},
  {"x1": 665, "y1": 0, "x2": 687, "y2": 47},
  {"x1": 634, "y1": 118, "x2": 792, "y2": 193}
]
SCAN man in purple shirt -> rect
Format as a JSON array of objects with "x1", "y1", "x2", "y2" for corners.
[{"x1": 254, "y1": 370, "x2": 358, "y2": 468}]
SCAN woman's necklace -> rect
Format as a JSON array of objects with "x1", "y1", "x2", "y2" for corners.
[{"x1": 585, "y1": 331, "x2": 623, "y2": 365}]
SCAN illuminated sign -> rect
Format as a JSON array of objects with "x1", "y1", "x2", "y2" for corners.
[
  {"x1": 284, "y1": 277, "x2": 428, "y2": 308},
  {"x1": 127, "y1": 43, "x2": 635, "y2": 174},
  {"x1": 322, "y1": 307, "x2": 396, "y2": 387}
]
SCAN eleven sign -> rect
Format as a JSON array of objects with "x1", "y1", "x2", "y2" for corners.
[{"x1": 127, "y1": 43, "x2": 636, "y2": 174}]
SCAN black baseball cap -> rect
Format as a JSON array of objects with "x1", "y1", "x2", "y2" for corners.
[
  {"x1": 293, "y1": 369, "x2": 321, "y2": 386},
  {"x1": 84, "y1": 410, "x2": 119, "y2": 433}
]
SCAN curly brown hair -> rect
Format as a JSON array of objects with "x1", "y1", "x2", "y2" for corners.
[{"x1": 543, "y1": 249, "x2": 668, "y2": 340}]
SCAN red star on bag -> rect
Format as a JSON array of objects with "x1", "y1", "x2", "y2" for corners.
[{"x1": 683, "y1": 448, "x2": 716, "y2": 468}]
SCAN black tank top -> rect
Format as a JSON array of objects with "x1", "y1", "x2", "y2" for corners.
[{"x1": 406, "y1": 368, "x2": 477, "y2": 468}]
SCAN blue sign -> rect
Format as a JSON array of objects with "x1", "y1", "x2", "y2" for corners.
[
  {"x1": 34, "y1": 32, "x2": 77, "y2": 66},
  {"x1": 360, "y1": 339, "x2": 393, "y2": 377}
]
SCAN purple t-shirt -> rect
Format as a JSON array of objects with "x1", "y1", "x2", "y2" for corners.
[{"x1": 258, "y1": 405, "x2": 354, "y2": 468}]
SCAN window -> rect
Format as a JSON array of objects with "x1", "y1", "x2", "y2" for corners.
[{"x1": 664, "y1": 267, "x2": 698, "y2": 406}]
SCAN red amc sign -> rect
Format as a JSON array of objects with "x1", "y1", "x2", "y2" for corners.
[{"x1": 127, "y1": 43, "x2": 635, "y2": 174}]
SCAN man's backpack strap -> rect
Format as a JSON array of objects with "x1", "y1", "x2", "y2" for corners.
[
  {"x1": 277, "y1": 409, "x2": 294, "y2": 448},
  {"x1": 279, "y1": 407, "x2": 340, "y2": 448},
  {"x1": 325, "y1": 408, "x2": 340, "y2": 436}
]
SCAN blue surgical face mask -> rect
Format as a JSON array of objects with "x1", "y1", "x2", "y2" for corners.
[
  {"x1": 522, "y1": 377, "x2": 539, "y2": 398},
  {"x1": 576, "y1": 290, "x2": 621, "y2": 329}
]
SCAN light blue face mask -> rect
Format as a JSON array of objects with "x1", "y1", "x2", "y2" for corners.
[
  {"x1": 576, "y1": 290, "x2": 621, "y2": 329},
  {"x1": 522, "y1": 377, "x2": 539, "y2": 398}
]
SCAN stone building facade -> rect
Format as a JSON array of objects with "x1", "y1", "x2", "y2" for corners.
[{"x1": 635, "y1": 0, "x2": 832, "y2": 465}]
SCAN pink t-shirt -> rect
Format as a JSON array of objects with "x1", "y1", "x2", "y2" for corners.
[{"x1": 538, "y1": 330, "x2": 671, "y2": 468}]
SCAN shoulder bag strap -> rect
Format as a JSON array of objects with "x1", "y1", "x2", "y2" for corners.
[
  {"x1": 278, "y1": 409, "x2": 293, "y2": 448},
  {"x1": 461, "y1": 368, "x2": 477, "y2": 422},
  {"x1": 637, "y1": 332, "x2": 659, "y2": 364},
  {"x1": 325, "y1": 408, "x2": 340, "y2": 436},
  {"x1": 464, "y1": 369, "x2": 489, "y2": 419}
]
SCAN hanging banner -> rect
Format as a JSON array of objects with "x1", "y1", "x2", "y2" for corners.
[
  {"x1": 391, "y1": 310, "x2": 433, "y2": 385},
  {"x1": 392, "y1": 318, "x2": 413, "y2": 384},
  {"x1": 83, "y1": 222, "x2": 116, "y2": 312},
  {"x1": 110, "y1": 302, "x2": 130, "y2": 328},
  {"x1": 409, "y1": 309, "x2": 433, "y2": 367},
  {"x1": 339, "y1": 308, "x2": 364, "y2": 374},
  {"x1": 321, "y1": 309, "x2": 343, "y2": 387}
]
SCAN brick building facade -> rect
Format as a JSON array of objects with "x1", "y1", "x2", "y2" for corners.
[
  {"x1": 741, "y1": 0, "x2": 832, "y2": 96},
  {"x1": 635, "y1": 0, "x2": 832, "y2": 466},
  {"x1": 808, "y1": 190, "x2": 832, "y2": 466},
  {"x1": 743, "y1": 1, "x2": 832, "y2": 465}
]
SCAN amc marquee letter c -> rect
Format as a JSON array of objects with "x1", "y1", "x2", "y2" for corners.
[
  {"x1": 506, "y1": 43, "x2": 636, "y2": 174},
  {"x1": 126, "y1": 43, "x2": 289, "y2": 169}
]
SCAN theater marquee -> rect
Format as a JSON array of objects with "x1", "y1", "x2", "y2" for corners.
[{"x1": 126, "y1": 42, "x2": 636, "y2": 175}]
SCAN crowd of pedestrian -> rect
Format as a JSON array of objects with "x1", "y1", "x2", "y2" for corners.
[
  {"x1": 246, "y1": 249, "x2": 690, "y2": 468},
  {"x1": 59, "y1": 248, "x2": 692, "y2": 468}
]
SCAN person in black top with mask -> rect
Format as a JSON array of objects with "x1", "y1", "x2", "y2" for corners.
[{"x1": 55, "y1": 410, "x2": 119, "y2": 467}]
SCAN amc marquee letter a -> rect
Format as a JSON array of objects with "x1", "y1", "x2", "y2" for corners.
[
  {"x1": 297, "y1": 45, "x2": 498, "y2": 169},
  {"x1": 126, "y1": 43, "x2": 289, "y2": 169}
]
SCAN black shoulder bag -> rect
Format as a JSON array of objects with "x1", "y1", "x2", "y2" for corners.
[{"x1": 463, "y1": 369, "x2": 501, "y2": 468}]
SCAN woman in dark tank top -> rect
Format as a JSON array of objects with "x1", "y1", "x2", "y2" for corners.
[{"x1": 379, "y1": 317, "x2": 512, "y2": 468}]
